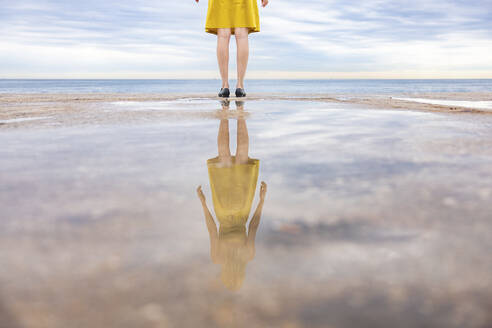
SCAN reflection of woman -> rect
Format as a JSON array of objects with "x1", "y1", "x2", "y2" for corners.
[
  {"x1": 197, "y1": 100, "x2": 267, "y2": 291},
  {"x1": 195, "y1": 0, "x2": 269, "y2": 98}
]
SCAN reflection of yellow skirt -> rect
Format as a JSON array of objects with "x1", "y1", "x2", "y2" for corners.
[
  {"x1": 205, "y1": 0, "x2": 260, "y2": 35},
  {"x1": 207, "y1": 156, "x2": 259, "y2": 226}
]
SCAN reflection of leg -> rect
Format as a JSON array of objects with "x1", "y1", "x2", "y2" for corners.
[
  {"x1": 235, "y1": 118, "x2": 249, "y2": 164},
  {"x1": 218, "y1": 119, "x2": 232, "y2": 165},
  {"x1": 234, "y1": 28, "x2": 249, "y2": 89},
  {"x1": 235, "y1": 100, "x2": 244, "y2": 110},
  {"x1": 217, "y1": 29, "x2": 232, "y2": 89}
]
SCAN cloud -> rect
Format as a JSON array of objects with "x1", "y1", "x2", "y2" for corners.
[{"x1": 1, "y1": 0, "x2": 491, "y2": 77}]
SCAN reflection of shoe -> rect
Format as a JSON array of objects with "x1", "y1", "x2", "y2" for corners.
[
  {"x1": 235, "y1": 88, "x2": 246, "y2": 97},
  {"x1": 235, "y1": 100, "x2": 245, "y2": 108},
  {"x1": 218, "y1": 88, "x2": 230, "y2": 98},
  {"x1": 220, "y1": 99, "x2": 230, "y2": 109}
]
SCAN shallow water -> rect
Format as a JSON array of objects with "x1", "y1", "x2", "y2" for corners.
[
  {"x1": 1, "y1": 100, "x2": 492, "y2": 328},
  {"x1": 395, "y1": 97, "x2": 492, "y2": 110}
]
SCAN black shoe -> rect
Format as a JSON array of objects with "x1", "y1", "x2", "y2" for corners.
[
  {"x1": 218, "y1": 88, "x2": 230, "y2": 98},
  {"x1": 235, "y1": 88, "x2": 246, "y2": 97}
]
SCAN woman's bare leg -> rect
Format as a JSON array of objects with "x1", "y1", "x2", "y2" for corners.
[
  {"x1": 234, "y1": 28, "x2": 249, "y2": 89},
  {"x1": 218, "y1": 103, "x2": 232, "y2": 165},
  {"x1": 235, "y1": 112, "x2": 249, "y2": 164},
  {"x1": 217, "y1": 28, "x2": 232, "y2": 89}
]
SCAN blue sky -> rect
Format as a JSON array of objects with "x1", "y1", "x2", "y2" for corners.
[{"x1": 1, "y1": 0, "x2": 491, "y2": 78}]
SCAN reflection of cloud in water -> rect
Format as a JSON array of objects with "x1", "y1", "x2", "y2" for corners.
[
  {"x1": 0, "y1": 296, "x2": 21, "y2": 328},
  {"x1": 290, "y1": 284, "x2": 491, "y2": 328},
  {"x1": 1, "y1": 99, "x2": 492, "y2": 327},
  {"x1": 268, "y1": 160, "x2": 432, "y2": 191},
  {"x1": 261, "y1": 220, "x2": 417, "y2": 247}
]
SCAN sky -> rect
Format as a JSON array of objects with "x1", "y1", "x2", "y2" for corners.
[{"x1": 1, "y1": 0, "x2": 492, "y2": 79}]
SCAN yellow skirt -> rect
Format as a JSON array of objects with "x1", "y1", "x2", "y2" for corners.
[
  {"x1": 205, "y1": 0, "x2": 260, "y2": 35},
  {"x1": 207, "y1": 156, "x2": 260, "y2": 226}
]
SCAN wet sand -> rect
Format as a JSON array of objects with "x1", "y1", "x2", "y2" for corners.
[
  {"x1": 1, "y1": 91, "x2": 492, "y2": 130},
  {"x1": 1, "y1": 97, "x2": 492, "y2": 327}
]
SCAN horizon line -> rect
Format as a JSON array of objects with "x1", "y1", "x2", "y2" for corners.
[
  {"x1": 2, "y1": 77, "x2": 492, "y2": 81},
  {"x1": 2, "y1": 71, "x2": 492, "y2": 80}
]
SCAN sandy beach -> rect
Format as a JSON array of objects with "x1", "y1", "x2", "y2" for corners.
[{"x1": 2, "y1": 92, "x2": 492, "y2": 129}]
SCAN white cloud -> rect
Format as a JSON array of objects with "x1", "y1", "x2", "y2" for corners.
[{"x1": 1, "y1": 0, "x2": 491, "y2": 78}]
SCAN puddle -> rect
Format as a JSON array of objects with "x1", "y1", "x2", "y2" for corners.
[
  {"x1": 395, "y1": 97, "x2": 492, "y2": 110},
  {"x1": 0, "y1": 116, "x2": 51, "y2": 124},
  {"x1": 108, "y1": 98, "x2": 220, "y2": 111},
  {"x1": 0, "y1": 100, "x2": 491, "y2": 328}
]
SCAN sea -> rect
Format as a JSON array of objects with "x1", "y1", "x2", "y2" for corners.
[{"x1": 0, "y1": 79, "x2": 491, "y2": 94}]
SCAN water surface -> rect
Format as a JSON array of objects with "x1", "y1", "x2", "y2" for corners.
[
  {"x1": 1, "y1": 99, "x2": 491, "y2": 328},
  {"x1": 1, "y1": 78, "x2": 492, "y2": 94}
]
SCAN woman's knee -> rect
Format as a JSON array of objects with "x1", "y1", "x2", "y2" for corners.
[
  {"x1": 234, "y1": 27, "x2": 249, "y2": 38},
  {"x1": 217, "y1": 28, "x2": 232, "y2": 38}
]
